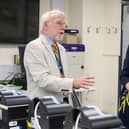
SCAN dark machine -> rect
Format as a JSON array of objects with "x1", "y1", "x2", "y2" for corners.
[
  {"x1": 32, "y1": 96, "x2": 126, "y2": 129},
  {"x1": 0, "y1": 91, "x2": 30, "y2": 129},
  {"x1": 73, "y1": 106, "x2": 126, "y2": 129},
  {"x1": 32, "y1": 96, "x2": 73, "y2": 129}
]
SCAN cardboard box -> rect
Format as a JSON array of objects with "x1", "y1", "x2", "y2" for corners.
[{"x1": 62, "y1": 33, "x2": 78, "y2": 44}]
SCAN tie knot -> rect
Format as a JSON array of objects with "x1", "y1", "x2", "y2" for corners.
[
  {"x1": 52, "y1": 42, "x2": 58, "y2": 50},
  {"x1": 52, "y1": 42, "x2": 65, "y2": 78},
  {"x1": 52, "y1": 42, "x2": 59, "y2": 59}
]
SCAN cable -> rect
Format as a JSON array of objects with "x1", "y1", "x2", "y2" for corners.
[
  {"x1": 3, "y1": 72, "x2": 14, "y2": 81},
  {"x1": 71, "y1": 89, "x2": 81, "y2": 107},
  {"x1": 74, "y1": 112, "x2": 81, "y2": 129},
  {"x1": 34, "y1": 101, "x2": 41, "y2": 129}
]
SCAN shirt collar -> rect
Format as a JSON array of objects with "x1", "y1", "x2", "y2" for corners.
[{"x1": 40, "y1": 34, "x2": 53, "y2": 46}]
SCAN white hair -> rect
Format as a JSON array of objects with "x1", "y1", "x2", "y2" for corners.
[{"x1": 40, "y1": 9, "x2": 65, "y2": 32}]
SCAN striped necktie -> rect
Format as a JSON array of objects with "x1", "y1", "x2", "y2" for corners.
[
  {"x1": 52, "y1": 42, "x2": 64, "y2": 78},
  {"x1": 52, "y1": 42, "x2": 60, "y2": 61},
  {"x1": 52, "y1": 42, "x2": 69, "y2": 103}
]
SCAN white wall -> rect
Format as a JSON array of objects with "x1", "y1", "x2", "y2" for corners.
[
  {"x1": 0, "y1": 45, "x2": 18, "y2": 64},
  {"x1": 82, "y1": 0, "x2": 121, "y2": 114},
  {"x1": 0, "y1": 44, "x2": 19, "y2": 80}
]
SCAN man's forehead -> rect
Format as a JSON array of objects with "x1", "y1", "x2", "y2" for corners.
[
  {"x1": 50, "y1": 14, "x2": 65, "y2": 22},
  {"x1": 51, "y1": 13, "x2": 65, "y2": 19}
]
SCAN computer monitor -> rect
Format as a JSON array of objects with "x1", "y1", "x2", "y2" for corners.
[{"x1": 0, "y1": 0, "x2": 39, "y2": 44}]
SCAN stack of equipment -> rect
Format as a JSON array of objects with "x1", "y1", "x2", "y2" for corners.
[{"x1": 0, "y1": 93, "x2": 30, "y2": 129}]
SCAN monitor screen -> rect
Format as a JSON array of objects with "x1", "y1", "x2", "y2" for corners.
[
  {"x1": 0, "y1": 0, "x2": 39, "y2": 44},
  {"x1": 0, "y1": 0, "x2": 25, "y2": 43}
]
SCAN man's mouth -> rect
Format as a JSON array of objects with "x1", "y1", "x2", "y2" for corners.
[{"x1": 60, "y1": 32, "x2": 64, "y2": 35}]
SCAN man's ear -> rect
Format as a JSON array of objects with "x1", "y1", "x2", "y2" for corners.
[{"x1": 43, "y1": 21, "x2": 49, "y2": 30}]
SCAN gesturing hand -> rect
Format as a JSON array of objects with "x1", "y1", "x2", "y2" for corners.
[{"x1": 73, "y1": 75, "x2": 95, "y2": 89}]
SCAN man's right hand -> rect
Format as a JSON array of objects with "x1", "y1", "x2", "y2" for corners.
[{"x1": 73, "y1": 75, "x2": 95, "y2": 89}]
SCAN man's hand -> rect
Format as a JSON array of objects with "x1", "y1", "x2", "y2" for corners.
[{"x1": 73, "y1": 75, "x2": 95, "y2": 89}]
